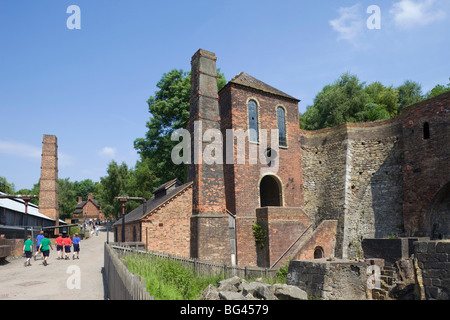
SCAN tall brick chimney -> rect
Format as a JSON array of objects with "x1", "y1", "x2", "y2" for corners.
[
  {"x1": 189, "y1": 49, "x2": 231, "y2": 264},
  {"x1": 39, "y1": 135, "x2": 59, "y2": 226}
]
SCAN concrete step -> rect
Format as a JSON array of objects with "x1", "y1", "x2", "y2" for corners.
[
  {"x1": 372, "y1": 288, "x2": 392, "y2": 300},
  {"x1": 381, "y1": 275, "x2": 394, "y2": 286},
  {"x1": 381, "y1": 269, "x2": 395, "y2": 277}
]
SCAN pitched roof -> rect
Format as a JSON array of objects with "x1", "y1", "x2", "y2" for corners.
[
  {"x1": 113, "y1": 181, "x2": 193, "y2": 226},
  {"x1": 224, "y1": 72, "x2": 300, "y2": 102},
  {"x1": 152, "y1": 178, "x2": 183, "y2": 196},
  {"x1": 73, "y1": 198, "x2": 101, "y2": 215}
]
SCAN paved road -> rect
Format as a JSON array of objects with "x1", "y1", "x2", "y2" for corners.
[{"x1": 0, "y1": 227, "x2": 112, "y2": 300}]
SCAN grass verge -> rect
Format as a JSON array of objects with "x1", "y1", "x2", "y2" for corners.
[{"x1": 122, "y1": 254, "x2": 224, "y2": 300}]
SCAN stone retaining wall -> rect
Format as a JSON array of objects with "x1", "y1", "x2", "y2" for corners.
[
  {"x1": 414, "y1": 240, "x2": 450, "y2": 300},
  {"x1": 286, "y1": 259, "x2": 368, "y2": 300}
]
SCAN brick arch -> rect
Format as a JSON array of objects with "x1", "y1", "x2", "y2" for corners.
[
  {"x1": 258, "y1": 174, "x2": 284, "y2": 207},
  {"x1": 314, "y1": 246, "x2": 324, "y2": 259},
  {"x1": 427, "y1": 181, "x2": 450, "y2": 239}
]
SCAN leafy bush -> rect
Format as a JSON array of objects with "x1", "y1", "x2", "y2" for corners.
[{"x1": 252, "y1": 223, "x2": 266, "y2": 249}]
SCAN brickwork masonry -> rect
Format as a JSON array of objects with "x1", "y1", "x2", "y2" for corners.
[
  {"x1": 300, "y1": 91, "x2": 450, "y2": 259},
  {"x1": 301, "y1": 121, "x2": 404, "y2": 259}
]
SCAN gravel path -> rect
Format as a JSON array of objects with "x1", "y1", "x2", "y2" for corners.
[{"x1": 0, "y1": 227, "x2": 111, "y2": 300}]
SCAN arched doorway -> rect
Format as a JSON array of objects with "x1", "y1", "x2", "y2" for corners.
[
  {"x1": 314, "y1": 246, "x2": 324, "y2": 259},
  {"x1": 259, "y1": 175, "x2": 282, "y2": 207},
  {"x1": 428, "y1": 182, "x2": 450, "y2": 240}
]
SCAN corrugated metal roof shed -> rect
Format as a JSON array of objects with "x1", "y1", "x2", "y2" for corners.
[{"x1": 0, "y1": 192, "x2": 65, "y2": 224}]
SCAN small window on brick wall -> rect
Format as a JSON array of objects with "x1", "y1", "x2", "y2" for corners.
[{"x1": 423, "y1": 122, "x2": 430, "y2": 140}]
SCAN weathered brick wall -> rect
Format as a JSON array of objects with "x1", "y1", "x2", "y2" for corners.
[
  {"x1": 414, "y1": 240, "x2": 450, "y2": 300},
  {"x1": 190, "y1": 214, "x2": 231, "y2": 264},
  {"x1": 256, "y1": 207, "x2": 311, "y2": 268},
  {"x1": 220, "y1": 84, "x2": 304, "y2": 211},
  {"x1": 302, "y1": 120, "x2": 405, "y2": 259},
  {"x1": 142, "y1": 186, "x2": 193, "y2": 257},
  {"x1": 300, "y1": 92, "x2": 449, "y2": 259},
  {"x1": 344, "y1": 123, "x2": 404, "y2": 258},
  {"x1": 83, "y1": 201, "x2": 102, "y2": 220},
  {"x1": 400, "y1": 92, "x2": 450, "y2": 238},
  {"x1": 188, "y1": 49, "x2": 231, "y2": 264},
  {"x1": 115, "y1": 186, "x2": 193, "y2": 258},
  {"x1": 301, "y1": 125, "x2": 348, "y2": 257},
  {"x1": 189, "y1": 49, "x2": 227, "y2": 216},
  {"x1": 294, "y1": 220, "x2": 338, "y2": 261},
  {"x1": 219, "y1": 82, "x2": 303, "y2": 267},
  {"x1": 116, "y1": 221, "x2": 141, "y2": 243},
  {"x1": 219, "y1": 84, "x2": 237, "y2": 216}
]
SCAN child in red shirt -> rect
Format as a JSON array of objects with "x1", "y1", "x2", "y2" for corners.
[
  {"x1": 55, "y1": 234, "x2": 64, "y2": 260},
  {"x1": 63, "y1": 235, "x2": 72, "y2": 260}
]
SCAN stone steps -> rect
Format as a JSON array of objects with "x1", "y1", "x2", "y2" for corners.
[{"x1": 367, "y1": 261, "x2": 397, "y2": 300}]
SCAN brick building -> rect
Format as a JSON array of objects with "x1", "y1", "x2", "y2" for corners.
[
  {"x1": 113, "y1": 179, "x2": 193, "y2": 257},
  {"x1": 73, "y1": 193, "x2": 104, "y2": 223},
  {"x1": 115, "y1": 49, "x2": 449, "y2": 268}
]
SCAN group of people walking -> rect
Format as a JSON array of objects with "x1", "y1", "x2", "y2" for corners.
[
  {"x1": 55, "y1": 233, "x2": 81, "y2": 261},
  {"x1": 23, "y1": 231, "x2": 81, "y2": 267}
]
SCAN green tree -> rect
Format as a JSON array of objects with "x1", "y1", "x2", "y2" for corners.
[
  {"x1": 300, "y1": 73, "x2": 369, "y2": 130},
  {"x1": 299, "y1": 104, "x2": 320, "y2": 131},
  {"x1": 364, "y1": 81, "x2": 399, "y2": 117},
  {"x1": 58, "y1": 178, "x2": 77, "y2": 220},
  {"x1": 426, "y1": 78, "x2": 450, "y2": 99},
  {"x1": 96, "y1": 160, "x2": 135, "y2": 220},
  {"x1": 300, "y1": 74, "x2": 427, "y2": 130},
  {"x1": 354, "y1": 102, "x2": 390, "y2": 122},
  {"x1": 16, "y1": 181, "x2": 40, "y2": 205},
  {"x1": 0, "y1": 176, "x2": 15, "y2": 194},
  {"x1": 127, "y1": 158, "x2": 158, "y2": 201},
  {"x1": 73, "y1": 179, "x2": 96, "y2": 201},
  {"x1": 397, "y1": 80, "x2": 423, "y2": 110},
  {"x1": 134, "y1": 68, "x2": 226, "y2": 184}
]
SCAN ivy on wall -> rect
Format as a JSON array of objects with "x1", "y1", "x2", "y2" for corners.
[{"x1": 252, "y1": 223, "x2": 266, "y2": 249}]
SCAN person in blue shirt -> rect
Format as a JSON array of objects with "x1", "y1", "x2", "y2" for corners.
[
  {"x1": 34, "y1": 231, "x2": 44, "y2": 261},
  {"x1": 72, "y1": 233, "x2": 81, "y2": 260}
]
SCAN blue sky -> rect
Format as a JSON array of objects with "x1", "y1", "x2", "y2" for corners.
[{"x1": 0, "y1": 0, "x2": 449, "y2": 191}]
